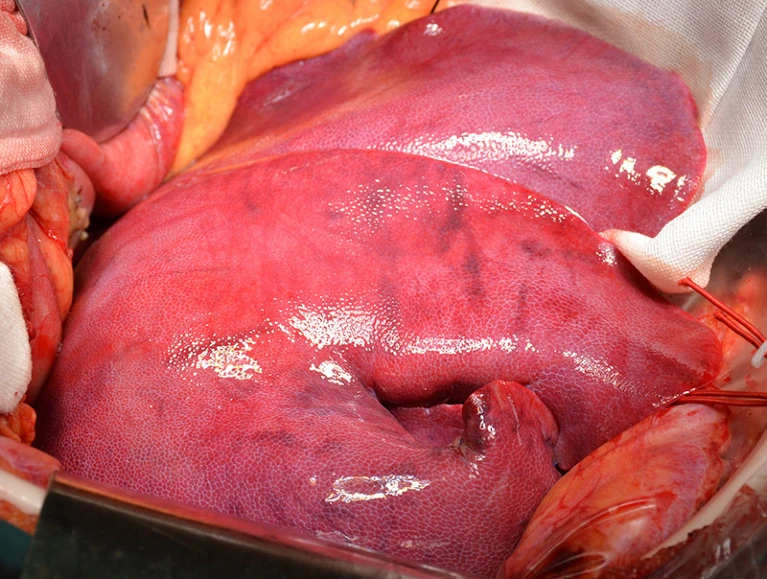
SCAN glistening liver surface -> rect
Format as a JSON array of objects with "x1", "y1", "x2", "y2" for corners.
[
  {"x1": 204, "y1": 5, "x2": 705, "y2": 236},
  {"x1": 35, "y1": 150, "x2": 720, "y2": 576}
]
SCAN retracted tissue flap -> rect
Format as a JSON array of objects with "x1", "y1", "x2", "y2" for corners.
[{"x1": 463, "y1": 0, "x2": 767, "y2": 294}]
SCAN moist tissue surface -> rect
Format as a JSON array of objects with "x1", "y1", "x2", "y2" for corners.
[
  {"x1": 35, "y1": 6, "x2": 718, "y2": 577},
  {"x1": 204, "y1": 5, "x2": 706, "y2": 237},
  {"x1": 36, "y1": 149, "x2": 720, "y2": 575}
]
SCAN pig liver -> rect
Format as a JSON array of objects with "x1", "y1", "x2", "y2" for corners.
[
  {"x1": 204, "y1": 5, "x2": 705, "y2": 236},
  {"x1": 36, "y1": 150, "x2": 720, "y2": 575}
]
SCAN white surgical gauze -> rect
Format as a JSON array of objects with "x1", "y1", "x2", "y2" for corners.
[
  {"x1": 464, "y1": 0, "x2": 767, "y2": 294},
  {"x1": 0, "y1": 262, "x2": 31, "y2": 413},
  {"x1": 0, "y1": 2, "x2": 60, "y2": 173}
]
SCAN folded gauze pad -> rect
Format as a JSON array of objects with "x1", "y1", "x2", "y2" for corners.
[
  {"x1": 0, "y1": 2, "x2": 60, "y2": 173},
  {"x1": 457, "y1": 0, "x2": 767, "y2": 294}
]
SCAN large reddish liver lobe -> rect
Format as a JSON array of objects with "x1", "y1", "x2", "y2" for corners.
[
  {"x1": 203, "y1": 5, "x2": 705, "y2": 237},
  {"x1": 36, "y1": 150, "x2": 719, "y2": 576}
]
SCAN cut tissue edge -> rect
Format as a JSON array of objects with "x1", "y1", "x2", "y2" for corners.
[{"x1": 0, "y1": 262, "x2": 30, "y2": 414}]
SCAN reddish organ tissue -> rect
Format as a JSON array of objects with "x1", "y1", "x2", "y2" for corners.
[
  {"x1": 0, "y1": 402, "x2": 35, "y2": 445},
  {"x1": 206, "y1": 5, "x2": 705, "y2": 236},
  {"x1": 33, "y1": 5, "x2": 717, "y2": 577},
  {"x1": 502, "y1": 404, "x2": 730, "y2": 578},
  {"x1": 36, "y1": 148, "x2": 719, "y2": 575},
  {"x1": 0, "y1": 157, "x2": 82, "y2": 405}
]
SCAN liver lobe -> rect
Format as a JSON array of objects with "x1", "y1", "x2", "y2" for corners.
[
  {"x1": 36, "y1": 150, "x2": 720, "y2": 575},
  {"x1": 205, "y1": 5, "x2": 705, "y2": 236}
]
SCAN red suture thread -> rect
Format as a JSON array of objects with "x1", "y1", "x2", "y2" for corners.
[
  {"x1": 674, "y1": 389, "x2": 767, "y2": 406},
  {"x1": 714, "y1": 312, "x2": 762, "y2": 349},
  {"x1": 675, "y1": 277, "x2": 767, "y2": 407},
  {"x1": 676, "y1": 396, "x2": 767, "y2": 407},
  {"x1": 680, "y1": 277, "x2": 766, "y2": 344},
  {"x1": 687, "y1": 389, "x2": 767, "y2": 398}
]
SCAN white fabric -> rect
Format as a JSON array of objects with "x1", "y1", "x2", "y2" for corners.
[
  {"x1": 158, "y1": 0, "x2": 179, "y2": 78},
  {"x1": 0, "y1": 6, "x2": 60, "y2": 174},
  {"x1": 0, "y1": 262, "x2": 30, "y2": 413},
  {"x1": 462, "y1": 0, "x2": 767, "y2": 293}
]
